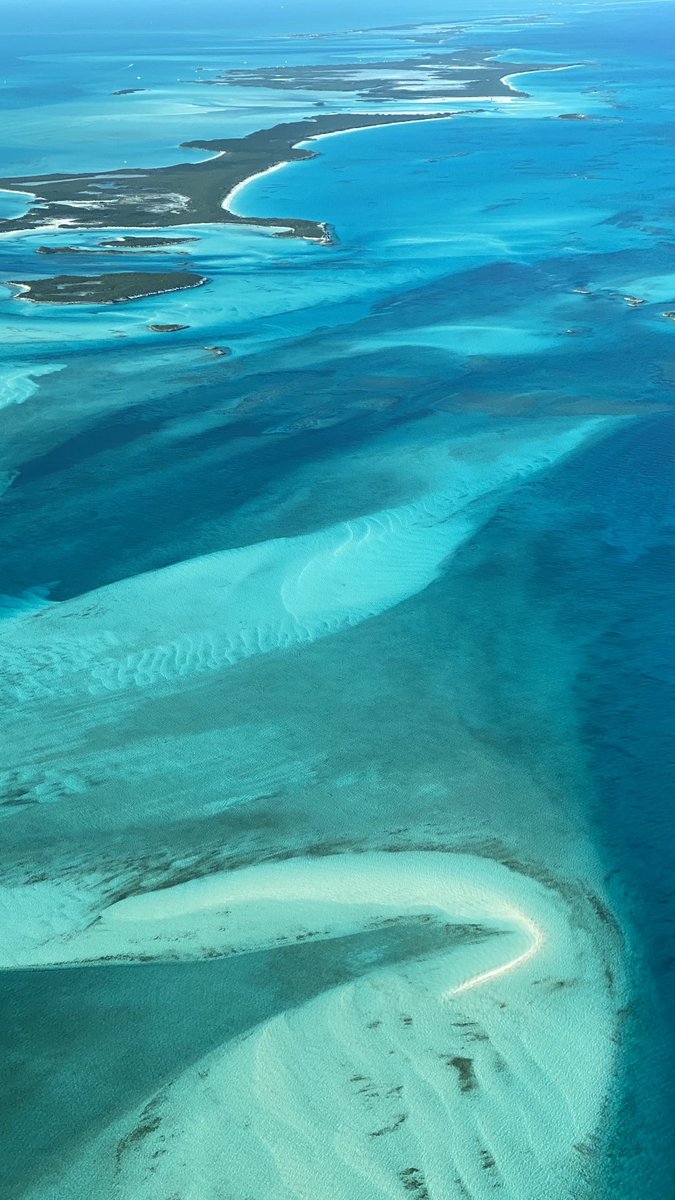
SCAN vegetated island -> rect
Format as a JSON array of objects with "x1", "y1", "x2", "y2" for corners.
[
  {"x1": 196, "y1": 49, "x2": 552, "y2": 102},
  {"x1": 0, "y1": 47, "x2": 560, "y2": 307},
  {"x1": 148, "y1": 323, "x2": 190, "y2": 332},
  {"x1": 5, "y1": 271, "x2": 208, "y2": 305},
  {"x1": 0, "y1": 110, "x2": 478, "y2": 245},
  {"x1": 37, "y1": 235, "x2": 199, "y2": 255},
  {"x1": 289, "y1": 16, "x2": 551, "y2": 42},
  {"x1": 100, "y1": 235, "x2": 199, "y2": 248}
]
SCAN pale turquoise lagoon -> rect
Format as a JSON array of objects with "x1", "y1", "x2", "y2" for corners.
[{"x1": 0, "y1": 2, "x2": 674, "y2": 1198}]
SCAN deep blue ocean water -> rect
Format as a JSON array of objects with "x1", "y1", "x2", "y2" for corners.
[
  {"x1": 464, "y1": 412, "x2": 675, "y2": 1195},
  {"x1": 0, "y1": 2, "x2": 673, "y2": 1197}
]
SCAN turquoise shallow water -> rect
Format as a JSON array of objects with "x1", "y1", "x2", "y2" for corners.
[{"x1": 0, "y1": 3, "x2": 674, "y2": 1197}]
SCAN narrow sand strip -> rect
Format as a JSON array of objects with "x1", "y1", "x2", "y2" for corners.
[
  {"x1": 500, "y1": 64, "x2": 581, "y2": 93},
  {"x1": 33, "y1": 850, "x2": 543, "y2": 976},
  {"x1": 451, "y1": 909, "x2": 543, "y2": 994}
]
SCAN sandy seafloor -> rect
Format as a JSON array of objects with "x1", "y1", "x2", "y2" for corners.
[{"x1": 0, "y1": 1, "x2": 674, "y2": 1197}]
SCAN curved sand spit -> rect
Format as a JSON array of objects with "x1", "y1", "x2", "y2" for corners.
[{"x1": 14, "y1": 851, "x2": 621, "y2": 1200}]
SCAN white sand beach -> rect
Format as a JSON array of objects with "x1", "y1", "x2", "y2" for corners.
[{"x1": 222, "y1": 160, "x2": 293, "y2": 213}]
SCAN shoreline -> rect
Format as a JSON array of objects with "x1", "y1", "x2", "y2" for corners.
[
  {"x1": 222, "y1": 110, "x2": 482, "y2": 218},
  {"x1": 222, "y1": 159, "x2": 292, "y2": 215},
  {"x1": 500, "y1": 63, "x2": 582, "y2": 91}
]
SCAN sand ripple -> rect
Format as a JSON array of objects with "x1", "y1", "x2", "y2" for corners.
[{"x1": 0, "y1": 417, "x2": 611, "y2": 706}]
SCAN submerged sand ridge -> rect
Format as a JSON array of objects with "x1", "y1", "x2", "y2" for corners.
[
  {"x1": 0, "y1": 415, "x2": 614, "y2": 705},
  {"x1": 12, "y1": 851, "x2": 622, "y2": 1200}
]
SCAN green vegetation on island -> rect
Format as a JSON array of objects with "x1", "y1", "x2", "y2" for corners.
[
  {"x1": 0, "y1": 111, "x2": 475, "y2": 244},
  {"x1": 197, "y1": 50, "x2": 548, "y2": 102},
  {"x1": 6, "y1": 271, "x2": 208, "y2": 305}
]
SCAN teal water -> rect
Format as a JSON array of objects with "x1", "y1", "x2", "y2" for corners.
[{"x1": 0, "y1": 2, "x2": 674, "y2": 1197}]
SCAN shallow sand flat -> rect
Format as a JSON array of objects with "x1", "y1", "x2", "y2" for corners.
[
  {"x1": 21, "y1": 851, "x2": 621, "y2": 1200},
  {"x1": 356, "y1": 321, "x2": 557, "y2": 357},
  {"x1": 0, "y1": 416, "x2": 611, "y2": 709},
  {"x1": 0, "y1": 360, "x2": 65, "y2": 409}
]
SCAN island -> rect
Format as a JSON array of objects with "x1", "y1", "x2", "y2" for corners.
[
  {"x1": 147, "y1": 323, "x2": 190, "y2": 332},
  {"x1": 99, "y1": 235, "x2": 199, "y2": 248},
  {"x1": 0, "y1": 49, "x2": 558, "y2": 310},
  {"x1": 196, "y1": 49, "x2": 550, "y2": 102},
  {"x1": 36, "y1": 235, "x2": 199, "y2": 256},
  {"x1": 37, "y1": 245, "x2": 105, "y2": 255},
  {"x1": 0, "y1": 111, "x2": 480, "y2": 244},
  {"x1": 5, "y1": 271, "x2": 208, "y2": 305}
]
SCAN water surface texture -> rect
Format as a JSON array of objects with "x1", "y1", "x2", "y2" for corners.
[{"x1": 1, "y1": 2, "x2": 674, "y2": 1198}]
